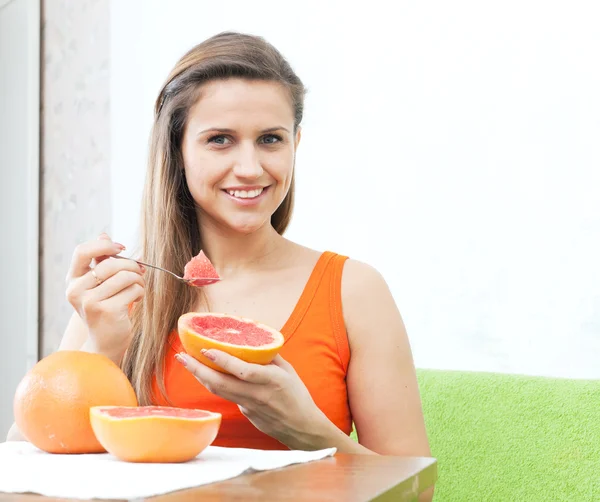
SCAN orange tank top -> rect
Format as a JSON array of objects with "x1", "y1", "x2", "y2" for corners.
[{"x1": 151, "y1": 251, "x2": 352, "y2": 450}]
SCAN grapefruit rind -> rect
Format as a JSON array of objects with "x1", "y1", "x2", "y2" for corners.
[
  {"x1": 13, "y1": 351, "x2": 138, "y2": 455},
  {"x1": 178, "y1": 312, "x2": 285, "y2": 373},
  {"x1": 89, "y1": 406, "x2": 222, "y2": 463}
]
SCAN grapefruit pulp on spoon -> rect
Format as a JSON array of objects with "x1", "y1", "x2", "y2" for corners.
[{"x1": 183, "y1": 250, "x2": 220, "y2": 287}]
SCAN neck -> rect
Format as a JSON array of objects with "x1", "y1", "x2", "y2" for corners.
[{"x1": 197, "y1": 218, "x2": 286, "y2": 278}]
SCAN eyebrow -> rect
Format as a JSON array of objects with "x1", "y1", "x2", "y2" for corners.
[{"x1": 198, "y1": 126, "x2": 290, "y2": 135}]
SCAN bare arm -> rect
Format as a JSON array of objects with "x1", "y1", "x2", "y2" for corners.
[
  {"x1": 58, "y1": 311, "x2": 90, "y2": 351},
  {"x1": 343, "y1": 259, "x2": 433, "y2": 500},
  {"x1": 343, "y1": 259, "x2": 430, "y2": 455},
  {"x1": 5, "y1": 423, "x2": 25, "y2": 442},
  {"x1": 6, "y1": 234, "x2": 143, "y2": 443}
]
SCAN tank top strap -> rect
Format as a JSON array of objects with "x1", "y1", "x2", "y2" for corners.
[
  {"x1": 327, "y1": 253, "x2": 350, "y2": 372},
  {"x1": 282, "y1": 251, "x2": 350, "y2": 372},
  {"x1": 281, "y1": 251, "x2": 337, "y2": 337}
]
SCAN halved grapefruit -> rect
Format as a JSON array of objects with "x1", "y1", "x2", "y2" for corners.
[
  {"x1": 178, "y1": 312, "x2": 285, "y2": 373},
  {"x1": 89, "y1": 406, "x2": 221, "y2": 463},
  {"x1": 183, "y1": 250, "x2": 220, "y2": 287}
]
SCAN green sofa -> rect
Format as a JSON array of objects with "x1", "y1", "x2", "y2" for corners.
[
  {"x1": 418, "y1": 369, "x2": 600, "y2": 501},
  {"x1": 351, "y1": 369, "x2": 599, "y2": 500}
]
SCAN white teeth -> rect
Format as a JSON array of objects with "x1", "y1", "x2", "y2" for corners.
[{"x1": 227, "y1": 188, "x2": 264, "y2": 199}]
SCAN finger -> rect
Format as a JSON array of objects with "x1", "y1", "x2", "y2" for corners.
[
  {"x1": 203, "y1": 349, "x2": 272, "y2": 384},
  {"x1": 93, "y1": 233, "x2": 114, "y2": 266},
  {"x1": 88, "y1": 269, "x2": 145, "y2": 302},
  {"x1": 91, "y1": 257, "x2": 144, "y2": 288},
  {"x1": 67, "y1": 257, "x2": 144, "y2": 304},
  {"x1": 100, "y1": 282, "x2": 145, "y2": 316},
  {"x1": 177, "y1": 353, "x2": 248, "y2": 401},
  {"x1": 270, "y1": 354, "x2": 295, "y2": 372},
  {"x1": 67, "y1": 237, "x2": 126, "y2": 280}
]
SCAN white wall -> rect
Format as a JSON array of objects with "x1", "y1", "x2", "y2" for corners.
[
  {"x1": 110, "y1": 0, "x2": 600, "y2": 379},
  {"x1": 0, "y1": 0, "x2": 40, "y2": 439}
]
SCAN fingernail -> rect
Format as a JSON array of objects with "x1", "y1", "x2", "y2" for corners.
[
  {"x1": 201, "y1": 349, "x2": 216, "y2": 361},
  {"x1": 114, "y1": 242, "x2": 126, "y2": 250},
  {"x1": 175, "y1": 353, "x2": 187, "y2": 367},
  {"x1": 139, "y1": 264, "x2": 146, "y2": 273}
]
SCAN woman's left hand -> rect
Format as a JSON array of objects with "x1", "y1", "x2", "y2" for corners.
[{"x1": 175, "y1": 350, "x2": 330, "y2": 450}]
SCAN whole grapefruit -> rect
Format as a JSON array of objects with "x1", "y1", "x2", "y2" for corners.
[{"x1": 13, "y1": 350, "x2": 138, "y2": 454}]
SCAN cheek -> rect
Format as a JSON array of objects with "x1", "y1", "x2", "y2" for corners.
[
  {"x1": 183, "y1": 149, "x2": 228, "y2": 194},
  {"x1": 184, "y1": 169, "x2": 210, "y2": 201},
  {"x1": 266, "y1": 150, "x2": 295, "y2": 183}
]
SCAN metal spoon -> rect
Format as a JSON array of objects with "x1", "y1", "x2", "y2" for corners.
[{"x1": 112, "y1": 255, "x2": 221, "y2": 285}]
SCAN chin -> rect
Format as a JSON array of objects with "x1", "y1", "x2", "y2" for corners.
[
  {"x1": 229, "y1": 220, "x2": 271, "y2": 234},
  {"x1": 216, "y1": 214, "x2": 273, "y2": 235}
]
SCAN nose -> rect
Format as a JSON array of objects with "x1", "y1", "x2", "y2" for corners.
[{"x1": 232, "y1": 142, "x2": 264, "y2": 179}]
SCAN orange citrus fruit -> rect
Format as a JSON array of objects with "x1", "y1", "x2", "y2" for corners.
[
  {"x1": 178, "y1": 312, "x2": 285, "y2": 373},
  {"x1": 13, "y1": 350, "x2": 138, "y2": 453},
  {"x1": 90, "y1": 406, "x2": 222, "y2": 463}
]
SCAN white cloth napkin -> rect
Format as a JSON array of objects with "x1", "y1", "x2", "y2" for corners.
[{"x1": 0, "y1": 441, "x2": 336, "y2": 500}]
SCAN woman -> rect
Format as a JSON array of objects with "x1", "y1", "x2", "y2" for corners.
[{"x1": 9, "y1": 31, "x2": 430, "y2": 463}]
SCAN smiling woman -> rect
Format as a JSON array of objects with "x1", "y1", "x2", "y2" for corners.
[
  {"x1": 7, "y1": 31, "x2": 432, "y2": 497},
  {"x1": 181, "y1": 78, "x2": 298, "y2": 233}
]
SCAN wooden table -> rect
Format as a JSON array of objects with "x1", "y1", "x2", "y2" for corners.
[{"x1": 0, "y1": 454, "x2": 437, "y2": 502}]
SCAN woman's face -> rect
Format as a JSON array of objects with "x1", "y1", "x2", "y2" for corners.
[{"x1": 181, "y1": 78, "x2": 300, "y2": 235}]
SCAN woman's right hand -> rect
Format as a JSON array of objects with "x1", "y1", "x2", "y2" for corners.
[{"x1": 65, "y1": 233, "x2": 145, "y2": 363}]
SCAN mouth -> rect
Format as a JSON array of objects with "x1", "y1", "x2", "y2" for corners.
[{"x1": 222, "y1": 186, "x2": 270, "y2": 203}]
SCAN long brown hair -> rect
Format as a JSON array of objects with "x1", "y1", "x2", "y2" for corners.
[{"x1": 121, "y1": 31, "x2": 307, "y2": 405}]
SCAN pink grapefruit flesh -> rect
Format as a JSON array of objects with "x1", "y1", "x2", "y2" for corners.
[
  {"x1": 89, "y1": 406, "x2": 222, "y2": 463},
  {"x1": 183, "y1": 250, "x2": 220, "y2": 287},
  {"x1": 97, "y1": 406, "x2": 214, "y2": 419},
  {"x1": 190, "y1": 315, "x2": 275, "y2": 347},
  {"x1": 178, "y1": 313, "x2": 285, "y2": 373}
]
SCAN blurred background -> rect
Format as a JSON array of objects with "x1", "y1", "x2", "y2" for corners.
[{"x1": 1, "y1": 0, "x2": 599, "y2": 439}]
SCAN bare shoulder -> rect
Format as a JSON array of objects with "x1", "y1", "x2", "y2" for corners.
[
  {"x1": 340, "y1": 258, "x2": 389, "y2": 295},
  {"x1": 280, "y1": 241, "x2": 327, "y2": 274},
  {"x1": 340, "y1": 258, "x2": 406, "y2": 349},
  {"x1": 340, "y1": 258, "x2": 395, "y2": 312}
]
